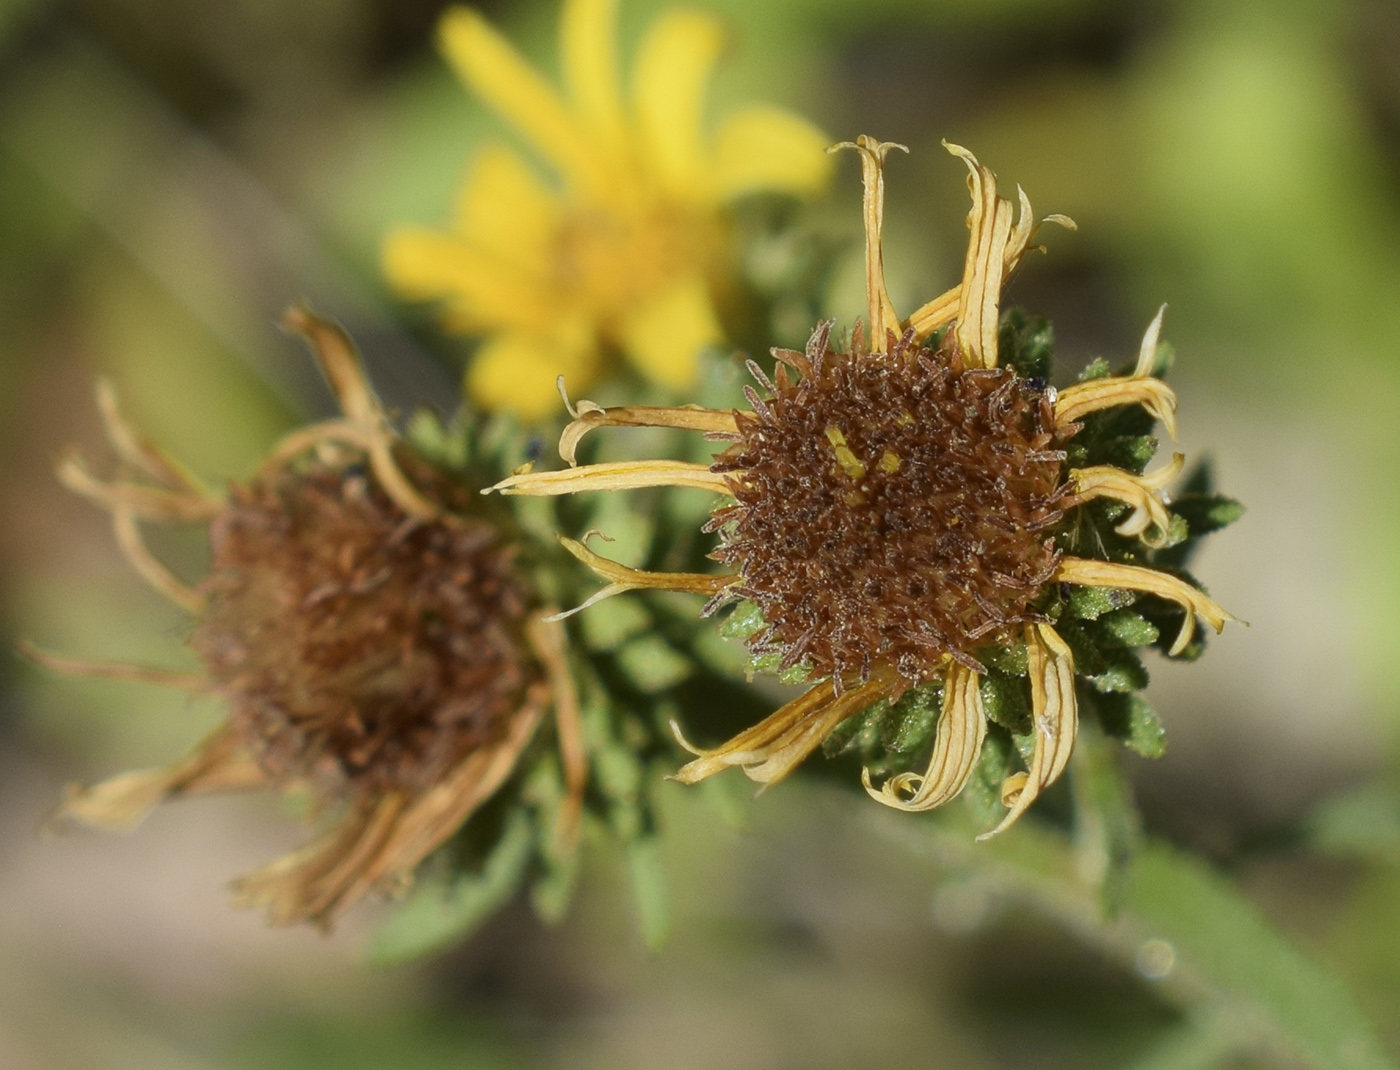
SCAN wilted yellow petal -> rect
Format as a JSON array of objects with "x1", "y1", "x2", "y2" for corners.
[
  {"x1": 1056, "y1": 557, "x2": 1237, "y2": 655},
  {"x1": 631, "y1": 9, "x2": 725, "y2": 198},
  {"x1": 453, "y1": 145, "x2": 561, "y2": 265},
  {"x1": 1054, "y1": 375, "x2": 1179, "y2": 440},
  {"x1": 1071, "y1": 452, "x2": 1184, "y2": 547},
  {"x1": 54, "y1": 727, "x2": 265, "y2": 832},
  {"x1": 831, "y1": 136, "x2": 906, "y2": 346},
  {"x1": 488, "y1": 458, "x2": 732, "y2": 497},
  {"x1": 561, "y1": 0, "x2": 626, "y2": 152},
  {"x1": 438, "y1": 6, "x2": 609, "y2": 195},
  {"x1": 672, "y1": 677, "x2": 890, "y2": 786},
  {"x1": 558, "y1": 402, "x2": 736, "y2": 466},
  {"x1": 618, "y1": 274, "x2": 721, "y2": 388},
  {"x1": 711, "y1": 106, "x2": 833, "y2": 200},
  {"x1": 979, "y1": 624, "x2": 1077, "y2": 839},
  {"x1": 862, "y1": 663, "x2": 986, "y2": 812}
]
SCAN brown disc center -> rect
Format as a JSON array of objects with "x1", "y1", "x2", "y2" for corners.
[
  {"x1": 712, "y1": 329, "x2": 1066, "y2": 687},
  {"x1": 192, "y1": 462, "x2": 533, "y2": 797}
]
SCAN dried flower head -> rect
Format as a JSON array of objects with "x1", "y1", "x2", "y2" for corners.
[
  {"x1": 26, "y1": 308, "x2": 584, "y2": 925},
  {"x1": 382, "y1": 0, "x2": 833, "y2": 418},
  {"x1": 487, "y1": 136, "x2": 1237, "y2": 836}
]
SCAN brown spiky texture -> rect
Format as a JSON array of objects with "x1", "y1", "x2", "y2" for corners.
[
  {"x1": 710, "y1": 322, "x2": 1068, "y2": 691},
  {"x1": 192, "y1": 455, "x2": 533, "y2": 799}
]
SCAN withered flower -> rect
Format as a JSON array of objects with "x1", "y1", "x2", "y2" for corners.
[
  {"x1": 487, "y1": 136, "x2": 1235, "y2": 836},
  {"x1": 26, "y1": 308, "x2": 584, "y2": 925}
]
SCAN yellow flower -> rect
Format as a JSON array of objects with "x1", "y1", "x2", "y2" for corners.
[
  {"x1": 382, "y1": 0, "x2": 833, "y2": 419},
  {"x1": 486, "y1": 136, "x2": 1236, "y2": 837},
  {"x1": 26, "y1": 309, "x2": 585, "y2": 926}
]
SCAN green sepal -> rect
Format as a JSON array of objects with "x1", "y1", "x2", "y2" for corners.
[
  {"x1": 979, "y1": 669, "x2": 1031, "y2": 734},
  {"x1": 999, "y1": 308, "x2": 1054, "y2": 381},
  {"x1": 980, "y1": 637, "x2": 1029, "y2": 675},
  {"x1": 1092, "y1": 690, "x2": 1168, "y2": 758},
  {"x1": 1077, "y1": 356, "x2": 1111, "y2": 382},
  {"x1": 1097, "y1": 608, "x2": 1160, "y2": 648},
  {"x1": 1067, "y1": 585, "x2": 1139, "y2": 620},
  {"x1": 886, "y1": 682, "x2": 942, "y2": 754},
  {"x1": 963, "y1": 724, "x2": 1017, "y2": 830}
]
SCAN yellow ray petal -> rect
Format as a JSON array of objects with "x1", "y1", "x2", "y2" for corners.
[
  {"x1": 862, "y1": 663, "x2": 987, "y2": 812},
  {"x1": 453, "y1": 144, "x2": 562, "y2": 265},
  {"x1": 632, "y1": 8, "x2": 725, "y2": 198},
  {"x1": 558, "y1": 401, "x2": 737, "y2": 467},
  {"x1": 438, "y1": 7, "x2": 609, "y2": 196},
  {"x1": 618, "y1": 274, "x2": 721, "y2": 389},
  {"x1": 487, "y1": 458, "x2": 733, "y2": 497},
  {"x1": 979, "y1": 623, "x2": 1077, "y2": 838},
  {"x1": 1056, "y1": 557, "x2": 1237, "y2": 656},
  {"x1": 467, "y1": 332, "x2": 597, "y2": 418},
  {"x1": 381, "y1": 228, "x2": 550, "y2": 331},
  {"x1": 711, "y1": 106, "x2": 833, "y2": 201},
  {"x1": 562, "y1": 0, "x2": 626, "y2": 151},
  {"x1": 672, "y1": 677, "x2": 890, "y2": 786},
  {"x1": 1070, "y1": 453, "x2": 1185, "y2": 548}
]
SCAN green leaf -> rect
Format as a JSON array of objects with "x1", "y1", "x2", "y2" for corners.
[
  {"x1": 927, "y1": 822, "x2": 1395, "y2": 1070},
  {"x1": 627, "y1": 834, "x2": 671, "y2": 951},
  {"x1": 1125, "y1": 842, "x2": 1396, "y2": 1070},
  {"x1": 980, "y1": 638, "x2": 1028, "y2": 675},
  {"x1": 578, "y1": 594, "x2": 650, "y2": 651},
  {"x1": 1306, "y1": 781, "x2": 1400, "y2": 862},
  {"x1": 1171, "y1": 493, "x2": 1246, "y2": 538},
  {"x1": 616, "y1": 634, "x2": 692, "y2": 692},
  {"x1": 1070, "y1": 720, "x2": 1140, "y2": 915},
  {"x1": 368, "y1": 809, "x2": 534, "y2": 964}
]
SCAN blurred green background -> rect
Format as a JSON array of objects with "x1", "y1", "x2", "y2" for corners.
[{"x1": 2, "y1": 0, "x2": 1399, "y2": 1065}]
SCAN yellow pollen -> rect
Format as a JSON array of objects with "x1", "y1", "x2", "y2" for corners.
[
  {"x1": 896, "y1": 410, "x2": 916, "y2": 427},
  {"x1": 824, "y1": 426, "x2": 866, "y2": 480},
  {"x1": 877, "y1": 449, "x2": 901, "y2": 474}
]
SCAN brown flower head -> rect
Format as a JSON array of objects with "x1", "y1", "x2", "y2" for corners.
[
  {"x1": 485, "y1": 136, "x2": 1236, "y2": 837},
  {"x1": 26, "y1": 308, "x2": 584, "y2": 925}
]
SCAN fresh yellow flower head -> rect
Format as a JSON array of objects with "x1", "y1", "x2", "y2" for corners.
[{"x1": 382, "y1": 0, "x2": 833, "y2": 419}]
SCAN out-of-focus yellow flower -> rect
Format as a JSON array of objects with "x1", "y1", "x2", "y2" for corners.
[{"x1": 382, "y1": 0, "x2": 833, "y2": 419}]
